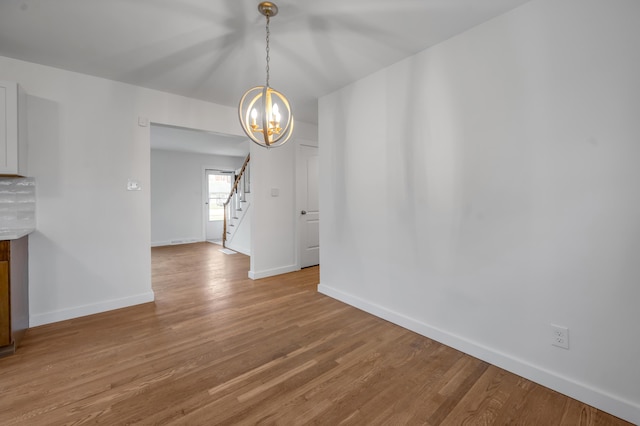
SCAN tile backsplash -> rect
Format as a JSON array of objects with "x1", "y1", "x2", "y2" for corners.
[{"x1": 0, "y1": 178, "x2": 36, "y2": 232}]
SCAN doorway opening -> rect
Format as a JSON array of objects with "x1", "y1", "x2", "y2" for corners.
[{"x1": 149, "y1": 123, "x2": 249, "y2": 250}]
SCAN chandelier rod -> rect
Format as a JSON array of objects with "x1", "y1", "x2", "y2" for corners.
[{"x1": 265, "y1": 15, "x2": 271, "y2": 87}]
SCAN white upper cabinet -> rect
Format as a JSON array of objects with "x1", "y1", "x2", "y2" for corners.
[{"x1": 0, "y1": 81, "x2": 27, "y2": 177}]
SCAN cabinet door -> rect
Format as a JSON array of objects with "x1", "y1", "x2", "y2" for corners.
[
  {"x1": 0, "y1": 81, "x2": 19, "y2": 174},
  {"x1": 0, "y1": 261, "x2": 10, "y2": 346}
]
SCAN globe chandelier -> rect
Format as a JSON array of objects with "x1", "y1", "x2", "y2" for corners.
[{"x1": 238, "y1": 2, "x2": 294, "y2": 148}]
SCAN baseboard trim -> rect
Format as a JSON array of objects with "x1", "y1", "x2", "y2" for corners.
[
  {"x1": 29, "y1": 291, "x2": 156, "y2": 327},
  {"x1": 318, "y1": 283, "x2": 640, "y2": 425},
  {"x1": 249, "y1": 264, "x2": 299, "y2": 280},
  {"x1": 151, "y1": 238, "x2": 203, "y2": 247},
  {"x1": 225, "y1": 243, "x2": 249, "y2": 256}
]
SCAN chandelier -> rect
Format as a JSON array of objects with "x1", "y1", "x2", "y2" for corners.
[{"x1": 238, "y1": 1, "x2": 294, "y2": 148}]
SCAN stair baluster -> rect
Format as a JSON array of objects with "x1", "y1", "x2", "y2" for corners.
[{"x1": 223, "y1": 154, "x2": 250, "y2": 248}]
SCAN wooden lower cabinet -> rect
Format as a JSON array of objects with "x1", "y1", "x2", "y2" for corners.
[{"x1": 0, "y1": 235, "x2": 29, "y2": 357}]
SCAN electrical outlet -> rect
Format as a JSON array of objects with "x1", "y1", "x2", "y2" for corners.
[{"x1": 551, "y1": 324, "x2": 569, "y2": 349}]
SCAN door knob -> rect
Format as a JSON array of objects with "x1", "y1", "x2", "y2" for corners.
[{"x1": 301, "y1": 210, "x2": 307, "y2": 215}]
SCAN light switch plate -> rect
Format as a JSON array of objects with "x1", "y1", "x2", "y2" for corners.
[{"x1": 127, "y1": 179, "x2": 142, "y2": 191}]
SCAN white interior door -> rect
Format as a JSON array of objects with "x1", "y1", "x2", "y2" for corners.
[
  {"x1": 205, "y1": 170, "x2": 232, "y2": 242},
  {"x1": 298, "y1": 144, "x2": 319, "y2": 268}
]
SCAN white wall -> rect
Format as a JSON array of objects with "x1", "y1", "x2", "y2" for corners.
[
  {"x1": 0, "y1": 53, "x2": 317, "y2": 326},
  {"x1": 249, "y1": 142, "x2": 295, "y2": 278},
  {"x1": 150, "y1": 149, "x2": 244, "y2": 246},
  {"x1": 249, "y1": 132, "x2": 319, "y2": 279},
  {"x1": 318, "y1": 0, "x2": 640, "y2": 423}
]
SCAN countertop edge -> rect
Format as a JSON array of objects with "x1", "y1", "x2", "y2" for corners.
[{"x1": 0, "y1": 229, "x2": 35, "y2": 240}]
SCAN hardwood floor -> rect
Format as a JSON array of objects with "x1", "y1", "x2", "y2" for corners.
[{"x1": 0, "y1": 242, "x2": 632, "y2": 425}]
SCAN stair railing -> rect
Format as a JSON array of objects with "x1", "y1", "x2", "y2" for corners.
[{"x1": 223, "y1": 154, "x2": 250, "y2": 248}]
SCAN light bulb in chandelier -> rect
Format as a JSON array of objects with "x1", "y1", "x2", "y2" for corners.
[{"x1": 238, "y1": 1, "x2": 294, "y2": 148}]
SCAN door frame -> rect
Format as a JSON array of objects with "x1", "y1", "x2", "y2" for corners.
[{"x1": 202, "y1": 167, "x2": 235, "y2": 242}]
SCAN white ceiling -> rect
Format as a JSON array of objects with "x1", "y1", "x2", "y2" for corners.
[{"x1": 0, "y1": 0, "x2": 531, "y2": 125}]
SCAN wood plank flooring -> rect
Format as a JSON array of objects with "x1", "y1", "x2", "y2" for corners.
[{"x1": 0, "y1": 242, "x2": 632, "y2": 425}]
